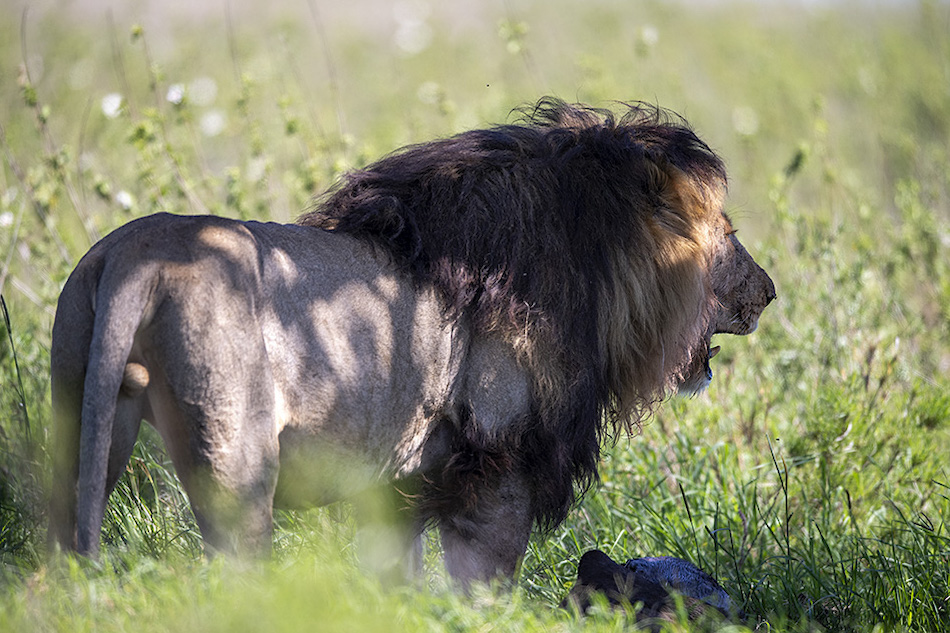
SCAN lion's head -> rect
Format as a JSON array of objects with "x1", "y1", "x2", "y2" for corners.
[
  {"x1": 674, "y1": 206, "x2": 777, "y2": 395},
  {"x1": 620, "y1": 156, "x2": 777, "y2": 399},
  {"x1": 301, "y1": 97, "x2": 774, "y2": 527}
]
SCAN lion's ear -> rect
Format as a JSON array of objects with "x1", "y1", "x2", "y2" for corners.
[
  {"x1": 644, "y1": 153, "x2": 686, "y2": 212},
  {"x1": 644, "y1": 154, "x2": 671, "y2": 198},
  {"x1": 643, "y1": 155, "x2": 707, "y2": 242},
  {"x1": 644, "y1": 152, "x2": 693, "y2": 213},
  {"x1": 644, "y1": 151, "x2": 727, "y2": 223}
]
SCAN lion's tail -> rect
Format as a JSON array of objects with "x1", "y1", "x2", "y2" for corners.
[{"x1": 49, "y1": 247, "x2": 154, "y2": 557}]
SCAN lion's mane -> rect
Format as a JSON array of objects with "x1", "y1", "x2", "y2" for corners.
[{"x1": 299, "y1": 98, "x2": 728, "y2": 529}]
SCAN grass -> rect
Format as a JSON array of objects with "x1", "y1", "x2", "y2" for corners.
[{"x1": 2, "y1": 1, "x2": 950, "y2": 631}]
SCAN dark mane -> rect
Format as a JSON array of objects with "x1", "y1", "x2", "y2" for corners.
[{"x1": 299, "y1": 97, "x2": 726, "y2": 529}]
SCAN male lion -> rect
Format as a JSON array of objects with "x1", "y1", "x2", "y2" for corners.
[{"x1": 48, "y1": 98, "x2": 774, "y2": 587}]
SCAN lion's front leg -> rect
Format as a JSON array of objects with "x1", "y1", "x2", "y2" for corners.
[
  {"x1": 352, "y1": 480, "x2": 426, "y2": 585},
  {"x1": 438, "y1": 471, "x2": 533, "y2": 590}
]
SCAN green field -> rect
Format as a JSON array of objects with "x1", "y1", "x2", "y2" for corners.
[{"x1": 1, "y1": 1, "x2": 949, "y2": 631}]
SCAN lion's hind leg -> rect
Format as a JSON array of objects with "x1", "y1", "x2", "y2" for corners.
[
  {"x1": 49, "y1": 253, "x2": 155, "y2": 557},
  {"x1": 145, "y1": 300, "x2": 281, "y2": 558},
  {"x1": 48, "y1": 351, "x2": 85, "y2": 553},
  {"x1": 48, "y1": 361, "x2": 145, "y2": 557},
  {"x1": 148, "y1": 372, "x2": 281, "y2": 557}
]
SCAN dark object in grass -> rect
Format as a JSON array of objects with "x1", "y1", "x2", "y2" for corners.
[{"x1": 563, "y1": 549, "x2": 740, "y2": 629}]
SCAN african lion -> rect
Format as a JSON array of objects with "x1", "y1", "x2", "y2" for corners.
[{"x1": 48, "y1": 98, "x2": 774, "y2": 587}]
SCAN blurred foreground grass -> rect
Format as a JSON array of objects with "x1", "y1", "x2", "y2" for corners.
[{"x1": 1, "y1": 1, "x2": 949, "y2": 631}]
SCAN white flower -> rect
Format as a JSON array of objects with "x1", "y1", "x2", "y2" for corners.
[
  {"x1": 166, "y1": 83, "x2": 185, "y2": 105},
  {"x1": 640, "y1": 25, "x2": 659, "y2": 48},
  {"x1": 858, "y1": 66, "x2": 877, "y2": 96},
  {"x1": 732, "y1": 106, "x2": 760, "y2": 137},
  {"x1": 0, "y1": 211, "x2": 14, "y2": 228},
  {"x1": 101, "y1": 93, "x2": 123, "y2": 118},
  {"x1": 417, "y1": 81, "x2": 441, "y2": 105},
  {"x1": 395, "y1": 22, "x2": 432, "y2": 55},
  {"x1": 247, "y1": 156, "x2": 267, "y2": 182},
  {"x1": 1, "y1": 187, "x2": 17, "y2": 206},
  {"x1": 200, "y1": 110, "x2": 226, "y2": 137},
  {"x1": 78, "y1": 152, "x2": 94, "y2": 172},
  {"x1": 116, "y1": 190, "x2": 134, "y2": 210},
  {"x1": 393, "y1": 0, "x2": 432, "y2": 55}
]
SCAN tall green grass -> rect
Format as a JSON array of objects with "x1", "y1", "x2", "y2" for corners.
[{"x1": 2, "y1": 1, "x2": 949, "y2": 631}]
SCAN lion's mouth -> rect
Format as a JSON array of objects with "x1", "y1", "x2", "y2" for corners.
[
  {"x1": 678, "y1": 336, "x2": 722, "y2": 395},
  {"x1": 705, "y1": 341, "x2": 721, "y2": 380},
  {"x1": 676, "y1": 342, "x2": 704, "y2": 394},
  {"x1": 702, "y1": 338, "x2": 720, "y2": 381},
  {"x1": 705, "y1": 333, "x2": 726, "y2": 376}
]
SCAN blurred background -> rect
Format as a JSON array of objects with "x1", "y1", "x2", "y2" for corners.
[
  {"x1": 5, "y1": 0, "x2": 947, "y2": 239},
  {"x1": 1, "y1": 1, "x2": 949, "y2": 630}
]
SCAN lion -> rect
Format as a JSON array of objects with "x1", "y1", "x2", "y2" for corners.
[{"x1": 48, "y1": 98, "x2": 774, "y2": 587}]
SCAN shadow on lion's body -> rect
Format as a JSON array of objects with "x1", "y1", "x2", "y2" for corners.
[{"x1": 48, "y1": 98, "x2": 774, "y2": 587}]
